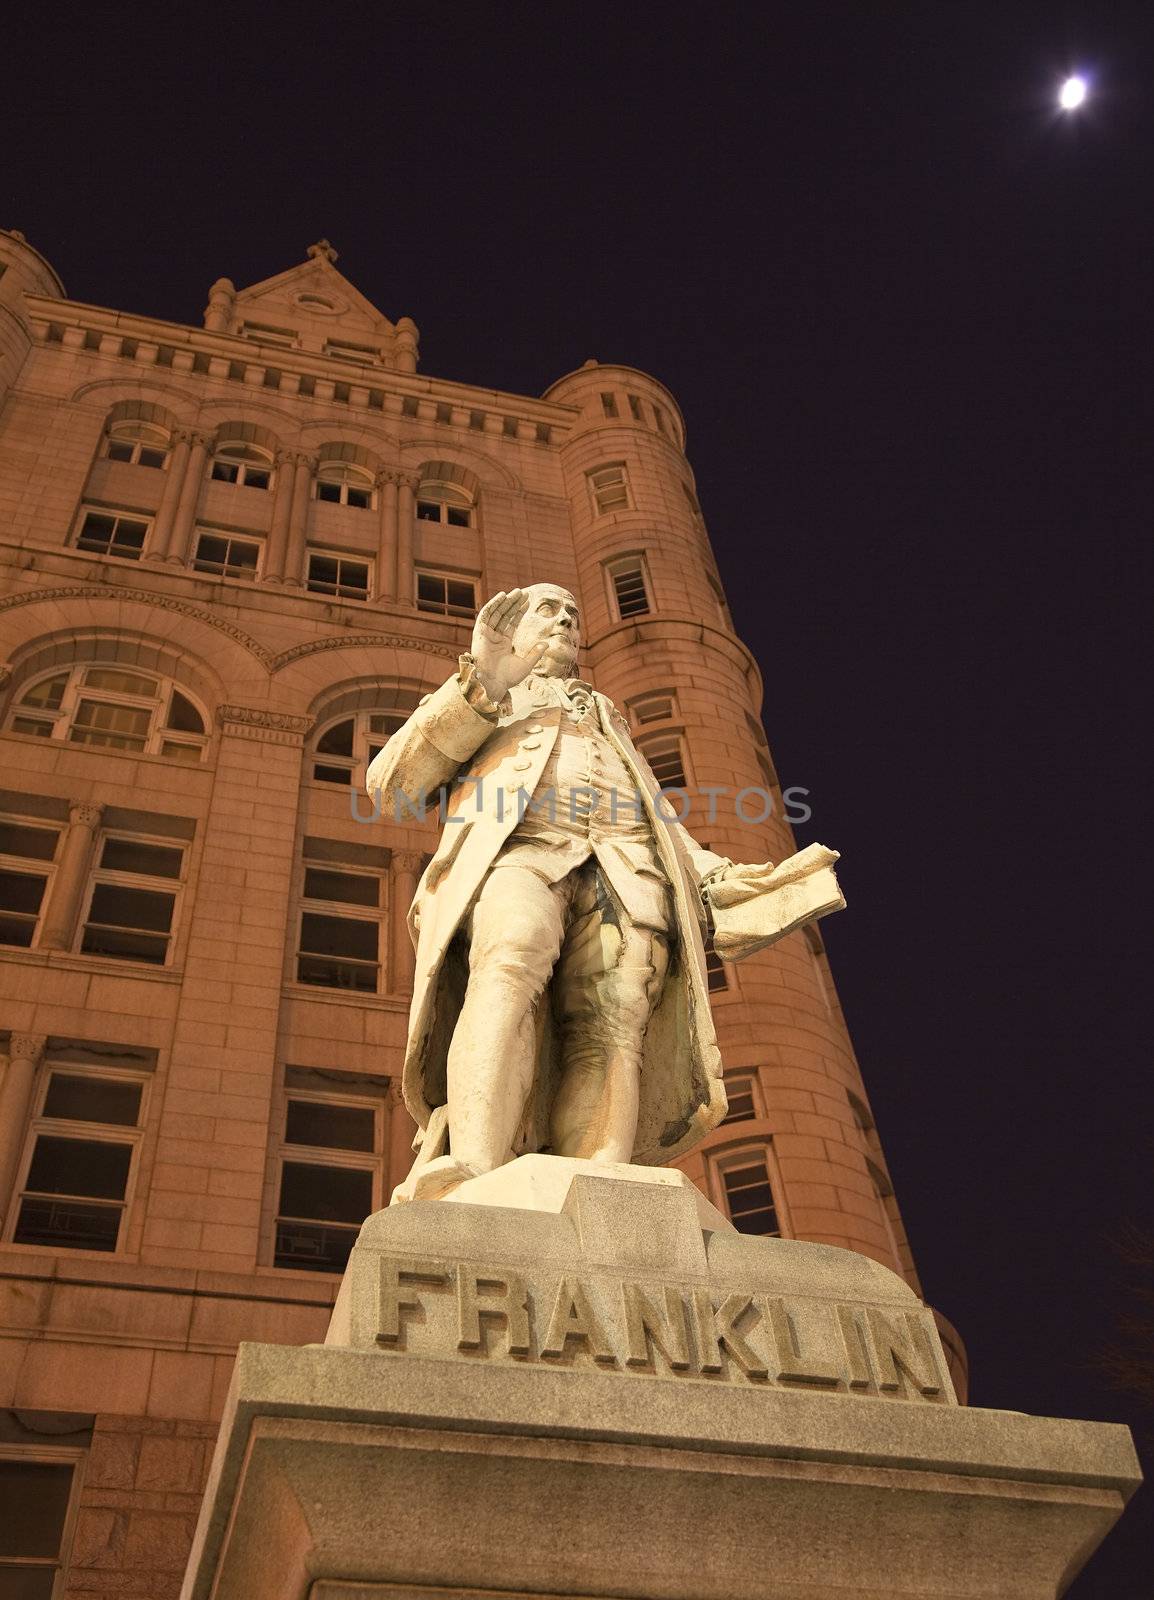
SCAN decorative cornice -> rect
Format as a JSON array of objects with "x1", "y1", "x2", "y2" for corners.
[
  {"x1": 270, "y1": 633, "x2": 456, "y2": 672},
  {"x1": 217, "y1": 704, "x2": 312, "y2": 745},
  {"x1": 8, "y1": 1033, "x2": 46, "y2": 1064},
  {"x1": 0, "y1": 586, "x2": 273, "y2": 667}
]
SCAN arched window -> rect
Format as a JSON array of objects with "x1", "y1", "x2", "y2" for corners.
[
  {"x1": 103, "y1": 420, "x2": 170, "y2": 470},
  {"x1": 6, "y1": 667, "x2": 209, "y2": 763},
  {"x1": 315, "y1": 462, "x2": 374, "y2": 510},
  {"x1": 211, "y1": 440, "x2": 274, "y2": 490},
  {"x1": 312, "y1": 709, "x2": 409, "y2": 786},
  {"x1": 416, "y1": 480, "x2": 473, "y2": 527}
]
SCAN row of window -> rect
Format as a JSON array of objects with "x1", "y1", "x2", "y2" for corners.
[
  {"x1": 0, "y1": 1056, "x2": 783, "y2": 1270},
  {"x1": 103, "y1": 424, "x2": 474, "y2": 522},
  {"x1": 73, "y1": 501, "x2": 656, "y2": 621}
]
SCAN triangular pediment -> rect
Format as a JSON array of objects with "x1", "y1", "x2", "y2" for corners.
[{"x1": 225, "y1": 244, "x2": 411, "y2": 359}]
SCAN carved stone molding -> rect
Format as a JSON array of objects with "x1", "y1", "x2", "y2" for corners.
[
  {"x1": 0, "y1": 663, "x2": 12, "y2": 689},
  {"x1": 217, "y1": 704, "x2": 312, "y2": 746},
  {"x1": 172, "y1": 426, "x2": 214, "y2": 451},
  {"x1": 390, "y1": 850, "x2": 426, "y2": 877},
  {"x1": 8, "y1": 1033, "x2": 46, "y2": 1064},
  {"x1": 69, "y1": 801, "x2": 104, "y2": 830},
  {"x1": 399, "y1": 470, "x2": 422, "y2": 493},
  {"x1": 0, "y1": 586, "x2": 273, "y2": 667},
  {"x1": 270, "y1": 633, "x2": 456, "y2": 672}
]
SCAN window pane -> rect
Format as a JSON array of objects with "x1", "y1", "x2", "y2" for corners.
[
  {"x1": 446, "y1": 581, "x2": 475, "y2": 611},
  {"x1": 0, "y1": 913, "x2": 37, "y2": 948},
  {"x1": 70, "y1": 701, "x2": 151, "y2": 748},
  {"x1": 0, "y1": 824, "x2": 57, "y2": 860},
  {"x1": 279, "y1": 1160, "x2": 372, "y2": 1223},
  {"x1": 316, "y1": 718, "x2": 355, "y2": 757},
  {"x1": 309, "y1": 556, "x2": 339, "y2": 585},
  {"x1": 106, "y1": 439, "x2": 135, "y2": 462},
  {"x1": 10, "y1": 718, "x2": 53, "y2": 738},
  {"x1": 196, "y1": 534, "x2": 228, "y2": 564},
  {"x1": 273, "y1": 1219, "x2": 359, "y2": 1273},
  {"x1": 446, "y1": 506, "x2": 470, "y2": 527},
  {"x1": 84, "y1": 669, "x2": 156, "y2": 696},
  {"x1": 300, "y1": 912, "x2": 378, "y2": 962},
  {"x1": 44, "y1": 1073, "x2": 142, "y2": 1127},
  {"x1": 13, "y1": 1197, "x2": 122, "y2": 1252},
  {"x1": 0, "y1": 870, "x2": 46, "y2": 916},
  {"x1": 166, "y1": 690, "x2": 205, "y2": 734},
  {"x1": 211, "y1": 461, "x2": 239, "y2": 483},
  {"x1": 346, "y1": 487, "x2": 371, "y2": 510},
  {"x1": 26, "y1": 1135, "x2": 132, "y2": 1200},
  {"x1": 0, "y1": 1460, "x2": 73, "y2": 1557},
  {"x1": 0, "y1": 1564, "x2": 61, "y2": 1598},
  {"x1": 314, "y1": 764, "x2": 352, "y2": 786},
  {"x1": 416, "y1": 501, "x2": 440, "y2": 521},
  {"x1": 317, "y1": 480, "x2": 341, "y2": 503},
  {"x1": 20, "y1": 674, "x2": 68, "y2": 710},
  {"x1": 285, "y1": 1099, "x2": 375, "y2": 1152},
  {"x1": 138, "y1": 447, "x2": 167, "y2": 469},
  {"x1": 100, "y1": 839, "x2": 183, "y2": 879},
  {"x1": 244, "y1": 469, "x2": 270, "y2": 490},
  {"x1": 87, "y1": 883, "x2": 175, "y2": 932},
  {"x1": 304, "y1": 867, "x2": 379, "y2": 907}
]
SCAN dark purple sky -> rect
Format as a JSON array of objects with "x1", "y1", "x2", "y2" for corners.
[{"x1": 6, "y1": 2, "x2": 1152, "y2": 1587}]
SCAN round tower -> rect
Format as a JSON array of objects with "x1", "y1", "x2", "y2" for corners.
[
  {"x1": 0, "y1": 229, "x2": 65, "y2": 409},
  {"x1": 544, "y1": 358, "x2": 930, "y2": 1303}
]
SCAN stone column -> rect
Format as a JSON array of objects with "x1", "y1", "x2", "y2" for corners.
[
  {"x1": 38, "y1": 802, "x2": 103, "y2": 951},
  {"x1": 283, "y1": 453, "x2": 318, "y2": 588},
  {"x1": 203, "y1": 277, "x2": 235, "y2": 333},
  {"x1": 0, "y1": 1033, "x2": 45, "y2": 1217},
  {"x1": 385, "y1": 1079, "x2": 417, "y2": 1198},
  {"x1": 146, "y1": 426, "x2": 193, "y2": 561},
  {"x1": 388, "y1": 850, "x2": 423, "y2": 997},
  {"x1": 166, "y1": 429, "x2": 213, "y2": 565},
  {"x1": 374, "y1": 470, "x2": 399, "y2": 601},
  {"x1": 263, "y1": 449, "x2": 297, "y2": 582},
  {"x1": 394, "y1": 471, "x2": 419, "y2": 605}
]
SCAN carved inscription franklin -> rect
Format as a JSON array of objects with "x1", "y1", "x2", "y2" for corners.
[{"x1": 374, "y1": 1256, "x2": 946, "y2": 1403}]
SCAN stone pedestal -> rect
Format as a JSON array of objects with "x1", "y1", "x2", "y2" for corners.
[{"x1": 181, "y1": 1161, "x2": 1140, "y2": 1600}]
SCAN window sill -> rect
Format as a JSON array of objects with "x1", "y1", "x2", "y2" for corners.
[
  {"x1": 0, "y1": 729, "x2": 213, "y2": 772},
  {"x1": 0, "y1": 946, "x2": 182, "y2": 982},
  {"x1": 281, "y1": 983, "x2": 409, "y2": 1012}
]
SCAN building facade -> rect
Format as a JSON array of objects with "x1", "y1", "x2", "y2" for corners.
[{"x1": 0, "y1": 230, "x2": 964, "y2": 1598}]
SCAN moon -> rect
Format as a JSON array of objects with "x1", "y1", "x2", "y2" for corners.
[{"x1": 1059, "y1": 75, "x2": 1088, "y2": 111}]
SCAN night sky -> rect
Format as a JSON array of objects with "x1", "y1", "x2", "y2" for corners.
[{"x1": 6, "y1": 2, "x2": 1152, "y2": 1589}]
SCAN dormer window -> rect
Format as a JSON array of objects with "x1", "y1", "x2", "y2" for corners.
[
  {"x1": 104, "y1": 422, "x2": 169, "y2": 470},
  {"x1": 415, "y1": 481, "x2": 472, "y2": 528},
  {"x1": 315, "y1": 463, "x2": 374, "y2": 510},
  {"x1": 324, "y1": 340, "x2": 379, "y2": 365},
  {"x1": 241, "y1": 321, "x2": 298, "y2": 349},
  {"x1": 211, "y1": 441, "x2": 274, "y2": 490}
]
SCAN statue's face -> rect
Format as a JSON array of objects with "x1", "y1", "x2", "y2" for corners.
[{"x1": 513, "y1": 585, "x2": 582, "y2": 677}]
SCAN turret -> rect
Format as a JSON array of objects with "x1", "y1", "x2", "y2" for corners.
[{"x1": 0, "y1": 228, "x2": 65, "y2": 411}]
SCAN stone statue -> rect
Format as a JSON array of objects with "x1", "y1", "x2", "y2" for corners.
[{"x1": 367, "y1": 584, "x2": 843, "y2": 1202}]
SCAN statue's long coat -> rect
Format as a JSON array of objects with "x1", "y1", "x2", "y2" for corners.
[{"x1": 366, "y1": 669, "x2": 729, "y2": 1164}]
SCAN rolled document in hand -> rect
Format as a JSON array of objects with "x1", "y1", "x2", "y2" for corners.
[{"x1": 709, "y1": 843, "x2": 845, "y2": 960}]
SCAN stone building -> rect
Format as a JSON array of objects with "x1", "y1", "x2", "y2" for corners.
[{"x1": 0, "y1": 229, "x2": 964, "y2": 1598}]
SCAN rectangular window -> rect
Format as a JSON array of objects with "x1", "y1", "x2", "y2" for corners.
[
  {"x1": 637, "y1": 734, "x2": 687, "y2": 792},
  {"x1": 307, "y1": 551, "x2": 371, "y2": 602},
  {"x1": 325, "y1": 341, "x2": 379, "y2": 364},
  {"x1": 627, "y1": 690, "x2": 676, "y2": 726},
  {"x1": 80, "y1": 834, "x2": 182, "y2": 965},
  {"x1": 627, "y1": 394, "x2": 644, "y2": 421},
  {"x1": 297, "y1": 854, "x2": 383, "y2": 993},
  {"x1": 600, "y1": 392, "x2": 618, "y2": 418},
  {"x1": 75, "y1": 509, "x2": 148, "y2": 560},
  {"x1": 653, "y1": 403, "x2": 669, "y2": 435},
  {"x1": 534, "y1": 422, "x2": 550, "y2": 444},
  {"x1": 12, "y1": 1064, "x2": 147, "y2": 1253},
  {"x1": 717, "y1": 1151, "x2": 781, "y2": 1236},
  {"x1": 502, "y1": 416, "x2": 518, "y2": 438},
  {"x1": 722, "y1": 1072, "x2": 758, "y2": 1123},
  {"x1": 241, "y1": 321, "x2": 297, "y2": 348},
  {"x1": 273, "y1": 1086, "x2": 384, "y2": 1273},
  {"x1": 0, "y1": 1454, "x2": 82, "y2": 1594},
  {"x1": 192, "y1": 529, "x2": 261, "y2": 579},
  {"x1": 435, "y1": 403, "x2": 452, "y2": 424},
  {"x1": 401, "y1": 396, "x2": 419, "y2": 417},
  {"x1": 587, "y1": 463, "x2": 630, "y2": 515},
  {"x1": 704, "y1": 934, "x2": 729, "y2": 993},
  {"x1": 416, "y1": 571, "x2": 477, "y2": 618},
  {"x1": 0, "y1": 818, "x2": 59, "y2": 950},
  {"x1": 468, "y1": 410, "x2": 485, "y2": 431},
  {"x1": 606, "y1": 557, "x2": 651, "y2": 619}
]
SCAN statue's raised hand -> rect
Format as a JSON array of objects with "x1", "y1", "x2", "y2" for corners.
[{"x1": 470, "y1": 589, "x2": 549, "y2": 703}]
